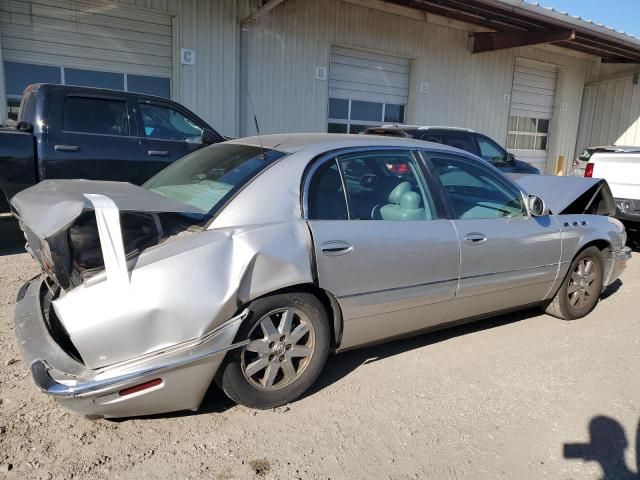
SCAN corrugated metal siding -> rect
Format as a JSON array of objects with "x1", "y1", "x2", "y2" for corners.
[
  {"x1": 329, "y1": 46, "x2": 410, "y2": 104},
  {"x1": 576, "y1": 76, "x2": 640, "y2": 155},
  {"x1": 111, "y1": 0, "x2": 254, "y2": 136},
  {"x1": 242, "y1": 0, "x2": 590, "y2": 174}
]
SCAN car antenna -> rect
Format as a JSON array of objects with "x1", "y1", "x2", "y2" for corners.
[{"x1": 247, "y1": 90, "x2": 267, "y2": 161}]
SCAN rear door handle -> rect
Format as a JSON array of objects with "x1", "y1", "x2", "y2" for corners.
[
  {"x1": 54, "y1": 145, "x2": 79, "y2": 152},
  {"x1": 464, "y1": 232, "x2": 488, "y2": 245},
  {"x1": 320, "y1": 240, "x2": 353, "y2": 256},
  {"x1": 148, "y1": 150, "x2": 169, "y2": 157}
]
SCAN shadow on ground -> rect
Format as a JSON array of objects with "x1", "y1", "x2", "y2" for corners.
[
  {"x1": 565, "y1": 415, "x2": 640, "y2": 479},
  {"x1": 0, "y1": 217, "x2": 25, "y2": 256}
]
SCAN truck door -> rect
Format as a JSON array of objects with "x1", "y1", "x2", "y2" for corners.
[
  {"x1": 132, "y1": 98, "x2": 208, "y2": 182},
  {"x1": 45, "y1": 89, "x2": 142, "y2": 183}
]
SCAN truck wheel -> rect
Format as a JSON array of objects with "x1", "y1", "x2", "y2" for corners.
[
  {"x1": 219, "y1": 293, "x2": 330, "y2": 409},
  {"x1": 544, "y1": 246, "x2": 604, "y2": 320}
]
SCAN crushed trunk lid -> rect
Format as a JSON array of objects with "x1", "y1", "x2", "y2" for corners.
[{"x1": 11, "y1": 180, "x2": 206, "y2": 290}]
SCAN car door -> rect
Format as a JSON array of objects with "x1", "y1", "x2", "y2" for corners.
[
  {"x1": 424, "y1": 151, "x2": 562, "y2": 321},
  {"x1": 133, "y1": 98, "x2": 207, "y2": 182},
  {"x1": 45, "y1": 90, "x2": 142, "y2": 182},
  {"x1": 305, "y1": 148, "x2": 461, "y2": 350}
]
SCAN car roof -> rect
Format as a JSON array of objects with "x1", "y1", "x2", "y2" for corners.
[
  {"x1": 368, "y1": 125, "x2": 475, "y2": 133},
  {"x1": 225, "y1": 133, "x2": 466, "y2": 154},
  {"x1": 586, "y1": 145, "x2": 640, "y2": 152}
]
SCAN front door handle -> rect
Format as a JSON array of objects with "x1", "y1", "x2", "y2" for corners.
[
  {"x1": 148, "y1": 150, "x2": 169, "y2": 157},
  {"x1": 320, "y1": 240, "x2": 353, "y2": 256},
  {"x1": 464, "y1": 232, "x2": 488, "y2": 245},
  {"x1": 54, "y1": 145, "x2": 79, "y2": 152}
]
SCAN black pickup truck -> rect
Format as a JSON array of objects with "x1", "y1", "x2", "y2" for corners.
[{"x1": 1, "y1": 83, "x2": 223, "y2": 213}]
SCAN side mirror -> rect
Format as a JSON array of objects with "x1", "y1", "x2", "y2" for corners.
[
  {"x1": 507, "y1": 152, "x2": 515, "y2": 163},
  {"x1": 200, "y1": 128, "x2": 219, "y2": 145},
  {"x1": 528, "y1": 194, "x2": 549, "y2": 217},
  {"x1": 15, "y1": 121, "x2": 33, "y2": 133}
]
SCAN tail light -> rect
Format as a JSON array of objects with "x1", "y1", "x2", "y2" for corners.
[{"x1": 584, "y1": 163, "x2": 594, "y2": 177}]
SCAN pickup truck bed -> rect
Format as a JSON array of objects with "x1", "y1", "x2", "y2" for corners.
[{"x1": 590, "y1": 152, "x2": 640, "y2": 225}]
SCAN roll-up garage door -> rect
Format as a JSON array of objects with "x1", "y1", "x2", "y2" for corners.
[
  {"x1": 1, "y1": 0, "x2": 173, "y2": 118},
  {"x1": 507, "y1": 59, "x2": 558, "y2": 172},
  {"x1": 328, "y1": 46, "x2": 410, "y2": 134}
]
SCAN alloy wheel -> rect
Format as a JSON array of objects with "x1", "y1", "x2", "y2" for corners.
[
  {"x1": 567, "y1": 257, "x2": 599, "y2": 309},
  {"x1": 240, "y1": 308, "x2": 315, "y2": 391}
]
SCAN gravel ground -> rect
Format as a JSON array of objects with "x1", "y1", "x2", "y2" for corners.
[{"x1": 1, "y1": 216, "x2": 639, "y2": 479}]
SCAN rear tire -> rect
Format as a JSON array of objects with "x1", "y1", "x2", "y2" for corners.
[
  {"x1": 544, "y1": 246, "x2": 604, "y2": 320},
  {"x1": 219, "y1": 293, "x2": 330, "y2": 409}
]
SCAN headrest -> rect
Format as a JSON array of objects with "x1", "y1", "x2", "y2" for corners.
[
  {"x1": 388, "y1": 182, "x2": 411, "y2": 204},
  {"x1": 399, "y1": 191, "x2": 421, "y2": 210}
]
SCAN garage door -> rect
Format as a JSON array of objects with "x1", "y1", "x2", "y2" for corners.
[
  {"x1": 1, "y1": 0, "x2": 173, "y2": 119},
  {"x1": 507, "y1": 58, "x2": 558, "y2": 173},
  {"x1": 328, "y1": 46, "x2": 410, "y2": 134}
]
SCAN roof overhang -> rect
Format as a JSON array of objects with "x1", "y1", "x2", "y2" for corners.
[{"x1": 385, "y1": 0, "x2": 640, "y2": 63}]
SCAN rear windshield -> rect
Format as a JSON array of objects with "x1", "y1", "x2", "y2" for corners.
[{"x1": 144, "y1": 143, "x2": 287, "y2": 214}]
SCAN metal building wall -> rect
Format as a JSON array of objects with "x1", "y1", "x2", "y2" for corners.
[
  {"x1": 242, "y1": 0, "x2": 593, "y2": 173},
  {"x1": 115, "y1": 0, "x2": 253, "y2": 137},
  {"x1": 576, "y1": 75, "x2": 640, "y2": 156}
]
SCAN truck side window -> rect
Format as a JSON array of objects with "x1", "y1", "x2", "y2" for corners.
[
  {"x1": 63, "y1": 97, "x2": 128, "y2": 136},
  {"x1": 139, "y1": 103, "x2": 203, "y2": 142}
]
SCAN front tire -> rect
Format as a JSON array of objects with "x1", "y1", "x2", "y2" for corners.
[
  {"x1": 219, "y1": 293, "x2": 330, "y2": 409},
  {"x1": 544, "y1": 246, "x2": 604, "y2": 320}
]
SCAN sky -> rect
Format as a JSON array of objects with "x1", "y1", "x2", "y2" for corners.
[{"x1": 528, "y1": 0, "x2": 640, "y2": 37}]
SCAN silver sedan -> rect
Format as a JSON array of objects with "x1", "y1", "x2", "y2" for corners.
[{"x1": 11, "y1": 134, "x2": 631, "y2": 418}]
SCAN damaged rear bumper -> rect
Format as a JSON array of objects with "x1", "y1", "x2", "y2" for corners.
[{"x1": 14, "y1": 276, "x2": 248, "y2": 418}]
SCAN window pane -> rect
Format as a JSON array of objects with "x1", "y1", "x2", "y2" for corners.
[
  {"x1": 477, "y1": 136, "x2": 507, "y2": 164},
  {"x1": 537, "y1": 119, "x2": 550, "y2": 133},
  {"x1": 328, "y1": 98, "x2": 349, "y2": 119},
  {"x1": 307, "y1": 161, "x2": 348, "y2": 220},
  {"x1": 4, "y1": 62, "x2": 61, "y2": 96},
  {"x1": 328, "y1": 122, "x2": 348, "y2": 133},
  {"x1": 535, "y1": 136, "x2": 548, "y2": 150},
  {"x1": 384, "y1": 104, "x2": 405, "y2": 123},
  {"x1": 508, "y1": 116, "x2": 518, "y2": 132},
  {"x1": 350, "y1": 101, "x2": 382, "y2": 122},
  {"x1": 337, "y1": 151, "x2": 435, "y2": 221},
  {"x1": 128, "y1": 75, "x2": 170, "y2": 98},
  {"x1": 441, "y1": 134, "x2": 475, "y2": 154},
  {"x1": 348, "y1": 124, "x2": 370, "y2": 134},
  {"x1": 430, "y1": 155, "x2": 524, "y2": 219},
  {"x1": 139, "y1": 103, "x2": 202, "y2": 141},
  {"x1": 519, "y1": 117, "x2": 536, "y2": 133},
  {"x1": 64, "y1": 97, "x2": 128, "y2": 135},
  {"x1": 7, "y1": 98, "x2": 20, "y2": 121},
  {"x1": 65, "y1": 68, "x2": 124, "y2": 90},
  {"x1": 506, "y1": 134, "x2": 517, "y2": 149}
]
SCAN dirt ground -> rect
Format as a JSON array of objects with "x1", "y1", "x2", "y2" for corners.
[{"x1": 1, "y1": 216, "x2": 639, "y2": 479}]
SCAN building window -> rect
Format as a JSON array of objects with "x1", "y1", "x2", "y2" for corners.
[
  {"x1": 3, "y1": 61, "x2": 171, "y2": 120},
  {"x1": 327, "y1": 98, "x2": 405, "y2": 134},
  {"x1": 506, "y1": 116, "x2": 549, "y2": 150}
]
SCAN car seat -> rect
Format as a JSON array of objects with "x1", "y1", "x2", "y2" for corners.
[{"x1": 379, "y1": 182, "x2": 427, "y2": 220}]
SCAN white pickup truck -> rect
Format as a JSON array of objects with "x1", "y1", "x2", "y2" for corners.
[{"x1": 586, "y1": 151, "x2": 640, "y2": 230}]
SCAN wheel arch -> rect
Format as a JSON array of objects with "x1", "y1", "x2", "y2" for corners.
[{"x1": 240, "y1": 283, "x2": 344, "y2": 351}]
